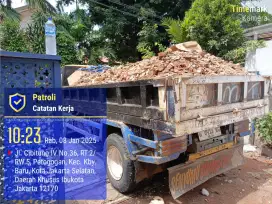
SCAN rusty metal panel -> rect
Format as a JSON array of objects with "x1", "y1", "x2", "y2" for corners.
[
  {"x1": 235, "y1": 120, "x2": 250, "y2": 133},
  {"x1": 247, "y1": 81, "x2": 264, "y2": 101},
  {"x1": 186, "y1": 84, "x2": 217, "y2": 109},
  {"x1": 168, "y1": 145, "x2": 244, "y2": 199},
  {"x1": 160, "y1": 137, "x2": 187, "y2": 156},
  {"x1": 222, "y1": 82, "x2": 243, "y2": 104}
]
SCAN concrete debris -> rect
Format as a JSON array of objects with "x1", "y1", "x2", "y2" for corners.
[
  {"x1": 69, "y1": 41, "x2": 247, "y2": 86},
  {"x1": 201, "y1": 188, "x2": 210, "y2": 196},
  {"x1": 149, "y1": 196, "x2": 165, "y2": 204},
  {"x1": 243, "y1": 144, "x2": 257, "y2": 153},
  {"x1": 67, "y1": 70, "x2": 88, "y2": 87},
  {"x1": 172, "y1": 41, "x2": 203, "y2": 53}
]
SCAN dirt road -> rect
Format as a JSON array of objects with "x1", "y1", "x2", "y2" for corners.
[
  {"x1": 67, "y1": 153, "x2": 272, "y2": 204},
  {"x1": 104, "y1": 153, "x2": 272, "y2": 204}
]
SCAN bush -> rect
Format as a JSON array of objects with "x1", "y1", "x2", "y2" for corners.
[
  {"x1": 256, "y1": 112, "x2": 272, "y2": 145},
  {"x1": 223, "y1": 40, "x2": 265, "y2": 65},
  {"x1": 57, "y1": 32, "x2": 79, "y2": 66},
  {"x1": 180, "y1": 0, "x2": 244, "y2": 57},
  {"x1": 0, "y1": 20, "x2": 29, "y2": 52}
]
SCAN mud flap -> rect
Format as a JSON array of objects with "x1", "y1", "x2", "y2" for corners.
[{"x1": 168, "y1": 145, "x2": 244, "y2": 199}]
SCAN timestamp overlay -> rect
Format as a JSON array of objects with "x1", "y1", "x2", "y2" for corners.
[{"x1": 3, "y1": 88, "x2": 107, "y2": 200}]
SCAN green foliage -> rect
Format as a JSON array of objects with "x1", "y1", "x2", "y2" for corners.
[
  {"x1": 161, "y1": 18, "x2": 183, "y2": 43},
  {"x1": 70, "y1": 23, "x2": 88, "y2": 41},
  {"x1": 57, "y1": 31, "x2": 79, "y2": 65},
  {"x1": 137, "y1": 43, "x2": 155, "y2": 59},
  {"x1": 0, "y1": 20, "x2": 29, "y2": 52},
  {"x1": 256, "y1": 112, "x2": 272, "y2": 145},
  {"x1": 179, "y1": 0, "x2": 245, "y2": 57},
  {"x1": 25, "y1": 12, "x2": 46, "y2": 53},
  {"x1": 137, "y1": 22, "x2": 166, "y2": 58},
  {"x1": 25, "y1": 11, "x2": 80, "y2": 65},
  {"x1": 81, "y1": 30, "x2": 116, "y2": 64},
  {"x1": 25, "y1": 0, "x2": 56, "y2": 13},
  {"x1": 61, "y1": 0, "x2": 194, "y2": 62},
  {"x1": 0, "y1": 4, "x2": 20, "y2": 21},
  {"x1": 223, "y1": 40, "x2": 265, "y2": 65}
]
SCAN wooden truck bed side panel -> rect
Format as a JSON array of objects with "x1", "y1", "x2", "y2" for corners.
[
  {"x1": 65, "y1": 75, "x2": 269, "y2": 136},
  {"x1": 176, "y1": 106, "x2": 266, "y2": 135},
  {"x1": 176, "y1": 75, "x2": 269, "y2": 124},
  {"x1": 180, "y1": 99, "x2": 267, "y2": 121}
]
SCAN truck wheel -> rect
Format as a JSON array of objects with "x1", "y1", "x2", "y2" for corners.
[{"x1": 106, "y1": 133, "x2": 136, "y2": 193}]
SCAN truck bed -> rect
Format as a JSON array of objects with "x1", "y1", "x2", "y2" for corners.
[{"x1": 64, "y1": 75, "x2": 270, "y2": 137}]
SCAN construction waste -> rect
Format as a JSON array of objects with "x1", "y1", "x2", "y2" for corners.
[{"x1": 68, "y1": 41, "x2": 247, "y2": 86}]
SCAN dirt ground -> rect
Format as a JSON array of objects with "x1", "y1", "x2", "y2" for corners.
[
  {"x1": 108, "y1": 152, "x2": 272, "y2": 204},
  {"x1": 68, "y1": 152, "x2": 272, "y2": 204}
]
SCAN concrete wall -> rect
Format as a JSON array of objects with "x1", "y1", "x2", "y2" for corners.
[
  {"x1": 245, "y1": 40, "x2": 272, "y2": 146},
  {"x1": 15, "y1": 6, "x2": 34, "y2": 29},
  {"x1": 19, "y1": 9, "x2": 33, "y2": 29},
  {"x1": 245, "y1": 40, "x2": 272, "y2": 75}
]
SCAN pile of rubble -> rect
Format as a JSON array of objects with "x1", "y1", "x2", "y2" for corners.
[{"x1": 68, "y1": 41, "x2": 247, "y2": 86}]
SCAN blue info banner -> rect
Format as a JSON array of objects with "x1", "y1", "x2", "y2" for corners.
[{"x1": 4, "y1": 88, "x2": 107, "y2": 200}]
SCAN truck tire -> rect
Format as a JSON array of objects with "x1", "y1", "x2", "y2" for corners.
[{"x1": 106, "y1": 133, "x2": 136, "y2": 193}]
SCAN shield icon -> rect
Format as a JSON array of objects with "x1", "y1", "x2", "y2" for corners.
[{"x1": 9, "y1": 93, "x2": 26, "y2": 112}]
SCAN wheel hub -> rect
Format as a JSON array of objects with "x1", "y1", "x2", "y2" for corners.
[{"x1": 107, "y1": 145, "x2": 123, "y2": 180}]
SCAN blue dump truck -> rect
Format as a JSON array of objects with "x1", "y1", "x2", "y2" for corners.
[{"x1": 63, "y1": 74, "x2": 270, "y2": 199}]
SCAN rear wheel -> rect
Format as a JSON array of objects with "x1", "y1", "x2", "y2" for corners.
[{"x1": 106, "y1": 133, "x2": 136, "y2": 193}]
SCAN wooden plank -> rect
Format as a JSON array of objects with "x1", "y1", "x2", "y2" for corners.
[
  {"x1": 181, "y1": 82, "x2": 186, "y2": 110},
  {"x1": 158, "y1": 87, "x2": 166, "y2": 109},
  {"x1": 64, "y1": 99, "x2": 166, "y2": 120},
  {"x1": 140, "y1": 85, "x2": 147, "y2": 108},
  {"x1": 179, "y1": 98, "x2": 268, "y2": 121},
  {"x1": 264, "y1": 79, "x2": 270, "y2": 97},
  {"x1": 174, "y1": 83, "x2": 181, "y2": 122},
  {"x1": 217, "y1": 83, "x2": 223, "y2": 105},
  {"x1": 176, "y1": 106, "x2": 266, "y2": 135},
  {"x1": 186, "y1": 84, "x2": 217, "y2": 109},
  {"x1": 181, "y1": 75, "x2": 265, "y2": 84},
  {"x1": 243, "y1": 82, "x2": 248, "y2": 101},
  {"x1": 222, "y1": 82, "x2": 243, "y2": 104},
  {"x1": 65, "y1": 78, "x2": 165, "y2": 89},
  {"x1": 107, "y1": 104, "x2": 165, "y2": 120},
  {"x1": 116, "y1": 87, "x2": 122, "y2": 104},
  {"x1": 107, "y1": 112, "x2": 175, "y2": 134}
]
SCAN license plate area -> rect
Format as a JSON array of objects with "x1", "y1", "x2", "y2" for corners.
[{"x1": 198, "y1": 127, "x2": 221, "y2": 141}]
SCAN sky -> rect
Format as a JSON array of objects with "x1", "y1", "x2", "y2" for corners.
[
  {"x1": 244, "y1": 0, "x2": 272, "y2": 13},
  {"x1": 12, "y1": 0, "x2": 272, "y2": 14},
  {"x1": 12, "y1": 0, "x2": 79, "y2": 13}
]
